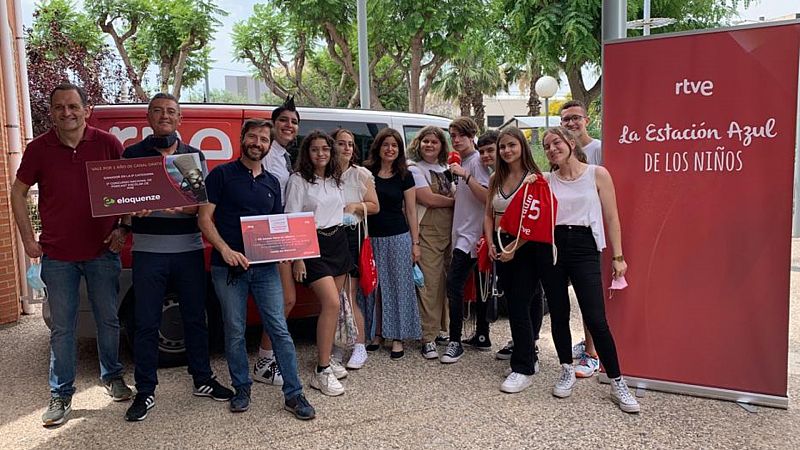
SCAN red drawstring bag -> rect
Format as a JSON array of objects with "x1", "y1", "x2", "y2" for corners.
[
  {"x1": 476, "y1": 236, "x2": 491, "y2": 273},
  {"x1": 358, "y1": 203, "x2": 378, "y2": 296},
  {"x1": 497, "y1": 174, "x2": 558, "y2": 256}
]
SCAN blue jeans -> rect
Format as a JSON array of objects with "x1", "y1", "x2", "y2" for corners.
[
  {"x1": 133, "y1": 250, "x2": 212, "y2": 395},
  {"x1": 211, "y1": 264, "x2": 303, "y2": 400},
  {"x1": 41, "y1": 251, "x2": 123, "y2": 398}
]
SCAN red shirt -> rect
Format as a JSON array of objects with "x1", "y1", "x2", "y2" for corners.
[{"x1": 16, "y1": 126, "x2": 123, "y2": 261}]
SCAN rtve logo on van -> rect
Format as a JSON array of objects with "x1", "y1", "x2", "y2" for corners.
[{"x1": 109, "y1": 125, "x2": 234, "y2": 161}]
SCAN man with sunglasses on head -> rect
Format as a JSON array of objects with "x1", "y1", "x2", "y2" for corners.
[{"x1": 559, "y1": 100, "x2": 602, "y2": 165}]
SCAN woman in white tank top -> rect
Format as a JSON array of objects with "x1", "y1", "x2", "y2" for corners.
[
  {"x1": 482, "y1": 127, "x2": 546, "y2": 394},
  {"x1": 539, "y1": 126, "x2": 640, "y2": 413}
]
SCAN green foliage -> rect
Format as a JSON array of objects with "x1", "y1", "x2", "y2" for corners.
[
  {"x1": 185, "y1": 88, "x2": 249, "y2": 104},
  {"x1": 29, "y1": 0, "x2": 105, "y2": 55}
]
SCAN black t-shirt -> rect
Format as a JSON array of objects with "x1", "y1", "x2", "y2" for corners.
[{"x1": 371, "y1": 171, "x2": 416, "y2": 237}]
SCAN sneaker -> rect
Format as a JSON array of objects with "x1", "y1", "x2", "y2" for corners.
[
  {"x1": 440, "y1": 342, "x2": 464, "y2": 364},
  {"x1": 193, "y1": 376, "x2": 234, "y2": 401},
  {"x1": 503, "y1": 360, "x2": 540, "y2": 377},
  {"x1": 254, "y1": 357, "x2": 284, "y2": 386},
  {"x1": 42, "y1": 396, "x2": 72, "y2": 427},
  {"x1": 611, "y1": 377, "x2": 641, "y2": 413},
  {"x1": 421, "y1": 342, "x2": 438, "y2": 360},
  {"x1": 575, "y1": 353, "x2": 600, "y2": 378},
  {"x1": 496, "y1": 341, "x2": 514, "y2": 360},
  {"x1": 284, "y1": 393, "x2": 316, "y2": 420},
  {"x1": 346, "y1": 344, "x2": 368, "y2": 369},
  {"x1": 103, "y1": 376, "x2": 133, "y2": 402},
  {"x1": 330, "y1": 358, "x2": 348, "y2": 380},
  {"x1": 462, "y1": 333, "x2": 492, "y2": 351},
  {"x1": 500, "y1": 372, "x2": 534, "y2": 394},
  {"x1": 229, "y1": 387, "x2": 251, "y2": 413},
  {"x1": 434, "y1": 334, "x2": 450, "y2": 346},
  {"x1": 572, "y1": 340, "x2": 586, "y2": 359},
  {"x1": 553, "y1": 364, "x2": 576, "y2": 398},
  {"x1": 125, "y1": 394, "x2": 155, "y2": 422},
  {"x1": 310, "y1": 367, "x2": 345, "y2": 396}
]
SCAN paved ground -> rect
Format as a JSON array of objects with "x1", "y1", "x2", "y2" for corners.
[{"x1": 2, "y1": 242, "x2": 800, "y2": 450}]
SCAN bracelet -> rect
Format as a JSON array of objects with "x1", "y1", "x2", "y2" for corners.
[
  {"x1": 611, "y1": 254, "x2": 624, "y2": 262},
  {"x1": 465, "y1": 174, "x2": 472, "y2": 185}
]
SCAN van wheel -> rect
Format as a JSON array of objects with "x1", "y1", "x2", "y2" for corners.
[
  {"x1": 118, "y1": 288, "x2": 188, "y2": 368},
  {"x1": 158, "y1": 293, "x2": 188, "y2": 367}
]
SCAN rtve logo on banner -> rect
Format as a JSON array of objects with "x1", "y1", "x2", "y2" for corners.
[{"x1": 617, "y1": 78, "x2": 779, "y2": 174}]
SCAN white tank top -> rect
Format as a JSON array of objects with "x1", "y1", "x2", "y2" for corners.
[
  {"x1": 492, "y1": 172, "x2": 527, "y2": 215},
  {"x1": 547, "y1": 165, "x2": 606, "y2": 251}
]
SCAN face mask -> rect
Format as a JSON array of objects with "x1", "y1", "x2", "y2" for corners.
[
  {"x1": 413, "y1": 264, "x2": 425, "y2": 287},
  {"x1": 609, "y1": 275, "x2": 628, "y2": 299},
  {"x1": 343, "y1": 212, "x2": 359, "y2": 226},
  {"x1": 27, "y1": 263, "x2": 46, "y2": 290},
  {"x1": 148, "y1": 131, "x2": 178, "y2": 149}
]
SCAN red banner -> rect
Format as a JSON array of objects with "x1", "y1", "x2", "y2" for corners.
[{"x1": 603, "y1": 23, "x2": 800, "y2": 399}]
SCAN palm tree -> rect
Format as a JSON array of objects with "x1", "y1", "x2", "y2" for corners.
[{"x1": 432, "y1": 54, "x2": 506, "y2": 132}]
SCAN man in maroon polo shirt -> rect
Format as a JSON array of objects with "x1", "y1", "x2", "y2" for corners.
[{"x1": 10, "y1": 83, "x2": 133, "y2": 427}]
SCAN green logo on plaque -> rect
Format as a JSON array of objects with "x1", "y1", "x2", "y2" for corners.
[{"x1": 103, "y1": 197, "x2": 116, "y2": 207}]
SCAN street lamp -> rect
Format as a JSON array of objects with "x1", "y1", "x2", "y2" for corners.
[{"x1": 535, "y1": 75, "x2": 559, "y2": 128}]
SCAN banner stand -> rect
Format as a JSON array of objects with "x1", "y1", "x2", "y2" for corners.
[{"x1": 598, "y1": 374, "x2": 789, "y2": 409}]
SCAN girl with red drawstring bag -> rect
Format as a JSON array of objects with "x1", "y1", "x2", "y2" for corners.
[{"x1": 496, "y1": 174, "x2": 558, "y2": 257}]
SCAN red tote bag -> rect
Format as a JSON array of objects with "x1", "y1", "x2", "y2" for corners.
[
  {"x1": 358, "y1": 203, "x2": 378, "y2": 296},
  {"x1": 497, "y1": 174, "x2": 558, "y2": 257}
]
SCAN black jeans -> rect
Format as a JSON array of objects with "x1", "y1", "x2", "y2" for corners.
[
  {"x1": 540, "y1": 225, "x2": 621, "y2": 378},
  {"x1": 132, "y1": 250, "x2": 213, "y2": 394},
  {"x1": 494, "y1": 234, "x2": 545, "y2": 375},
  {"x1": 447, "y1": 249, "x2": 489, "y2": 342}
]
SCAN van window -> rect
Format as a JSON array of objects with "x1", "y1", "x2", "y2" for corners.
[{"x1": 299, "y1": 120, "x2": 387, "y2": 163}]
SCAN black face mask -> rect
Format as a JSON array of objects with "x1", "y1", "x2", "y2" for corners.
[{"x1": 148, "y1": 132, "x2": 178, "y2": 149}]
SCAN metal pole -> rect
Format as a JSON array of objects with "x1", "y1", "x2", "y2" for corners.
[
  {"x1": 357, "y1": 0, "x2": 370, "y2": 109},
  {"x1": 643, "y1": 0, "x2": 651, "y2": 36},
  {"x1": 545, "y1": 98, "x2": 550, "y2": 128},
  {"x1": 602, "y1": 0, "x2": 628, "y2": 41},
  {"x1": 793, "y1": 57, "x2": 800, "y2": 237},
  {"x1": 204, "y1": 70, "x2": 210, "y2": 103}
]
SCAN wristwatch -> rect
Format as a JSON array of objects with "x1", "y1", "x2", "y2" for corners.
[{"x1": 611, "y1": 254, "x2": 624, "y2": 262}]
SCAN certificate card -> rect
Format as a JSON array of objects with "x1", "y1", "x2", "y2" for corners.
[
  {"x1": 240, "y1": 212, "x2": 321, "y2": 263},
  {"x1": 86, "y1": 154, "x2": 208, "y2": 217}
]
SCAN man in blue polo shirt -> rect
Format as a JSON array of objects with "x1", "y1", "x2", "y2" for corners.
[
  {"x1": 122, "y1": 93, "x2": 233, "y2": 422},
  {"x1": 198, "y1": 118, "x2": 315, "y2": 420}
]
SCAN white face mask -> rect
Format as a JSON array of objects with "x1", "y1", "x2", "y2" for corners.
[
  {"x1": 27, "y1": 263, "x2": 46, "y2": 290},
  {"x1": 342, "y1": 212, "x2": 359, "y2": 226}
]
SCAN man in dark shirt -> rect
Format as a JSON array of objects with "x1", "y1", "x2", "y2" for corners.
[
  {"x1": 198, "y1": 118, "x2": 315, "y2": 420},
  {"x1": 10, "y1": 83, "x2": 132, "y2": 427},
  {"x1": 122, "y1": 93, "x2": 233, "y2": 422}
]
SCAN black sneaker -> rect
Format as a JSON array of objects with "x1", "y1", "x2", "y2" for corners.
[
  {"x1": 229, "y1": 387, "x2": 251, "y2": 413},
  {"x1": 284, "y1": 393, "x2": 316, "y2": 420},
  {"x1": 125, "y1": 394, "x2": 155, "y2": 422},
  {"x1": 462, "y1": 334, "x2": 492, "y2": 351},
  {"x1": 440, "y1": 342, "x2": 464, "y2": 364},
  {"x1": 193, "y1": 376, "x2": 234, "y2": 401},
  {"x1": 434, "y1": 334, "x2": 450, "y2": 346},
  {"x1": 496, "y1": 340, "x2": 514, "y2": 360}
]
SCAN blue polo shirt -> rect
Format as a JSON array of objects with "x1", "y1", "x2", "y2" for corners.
[
  {"x1": 205, "y1": 159, "x2": 283, "y2": 267},
  {"x1": 123, "y1": 138, "x2": 206, "y2": 253}
]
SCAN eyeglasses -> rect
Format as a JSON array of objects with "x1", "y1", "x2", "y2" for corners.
[{"x1": 560, "y1": 115, "x2": 585, "y2": 124}]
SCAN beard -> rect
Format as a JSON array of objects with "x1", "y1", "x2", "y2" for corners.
[{"x1": 242, "y1": 144, "x2": 267, "y2": 162}]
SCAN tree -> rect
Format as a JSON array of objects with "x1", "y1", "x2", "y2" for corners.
[
  {"x1": 26, "y1": 0, "x2": 124, "y2": 135},
  {"x1": 87, "y1": 0, "x2": 226, "y2": 100},
  {"x1": 505, "y1": 0, "x2": 753, "y2": 107}
]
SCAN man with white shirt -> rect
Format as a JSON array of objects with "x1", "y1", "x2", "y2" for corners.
[
  {"x1": 253, "y1": 97, "x2": 301, "y2": 386},
  {"x1": 559, "y1": 100, "x2": 602, "y2": 165}
]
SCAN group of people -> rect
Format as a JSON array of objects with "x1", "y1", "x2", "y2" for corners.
[{"x1": 12, "y1": 83, "x2": 639, "y2": 429}]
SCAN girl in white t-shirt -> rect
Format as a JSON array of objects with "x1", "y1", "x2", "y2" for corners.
[{"x1": 407, "y1": 126, "x2": 455, "y2": 360}]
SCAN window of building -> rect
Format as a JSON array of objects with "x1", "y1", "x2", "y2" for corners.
[{"x1": 487, "y1": 115, "x2": 505, "y2": 128}]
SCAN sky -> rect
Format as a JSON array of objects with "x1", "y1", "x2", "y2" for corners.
[{"x1": 17, "y1": 0, "x2": 800, "y2": 93}]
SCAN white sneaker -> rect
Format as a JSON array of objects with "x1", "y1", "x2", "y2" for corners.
[
  {"x1": 310, "y1": 367, "x2": 345, "y2": 397},
  {"x1": 346, "y1": 345, "x2": 368, "y2": 369},
  {"x1": 253, "y1": 357, "x2": 284, "y2": 386},
  {"x1": 553, "y1": 364, "x2": 576, "y2": 398},
  {"x1": 500, "y1": 372, "x2": 534, "y2": 394},
  {"x1": 610, "y1": 376, "x2": 640, "y2": 413},
  {"x1": 572, "y1": 340, "x2": 586, "y2": 359},
  {"x1": 575, "y1": 352, "x2": 600, "y2": 378},
  {"x1": 421, "y1": 342, "x2": 438, "y2": 360},
  {"x1": 503, "y1": 360, "x2": 539, "y2": 377},
  {"x1": 329, "y1": 358, "x2": 348, "y2": 380}
]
